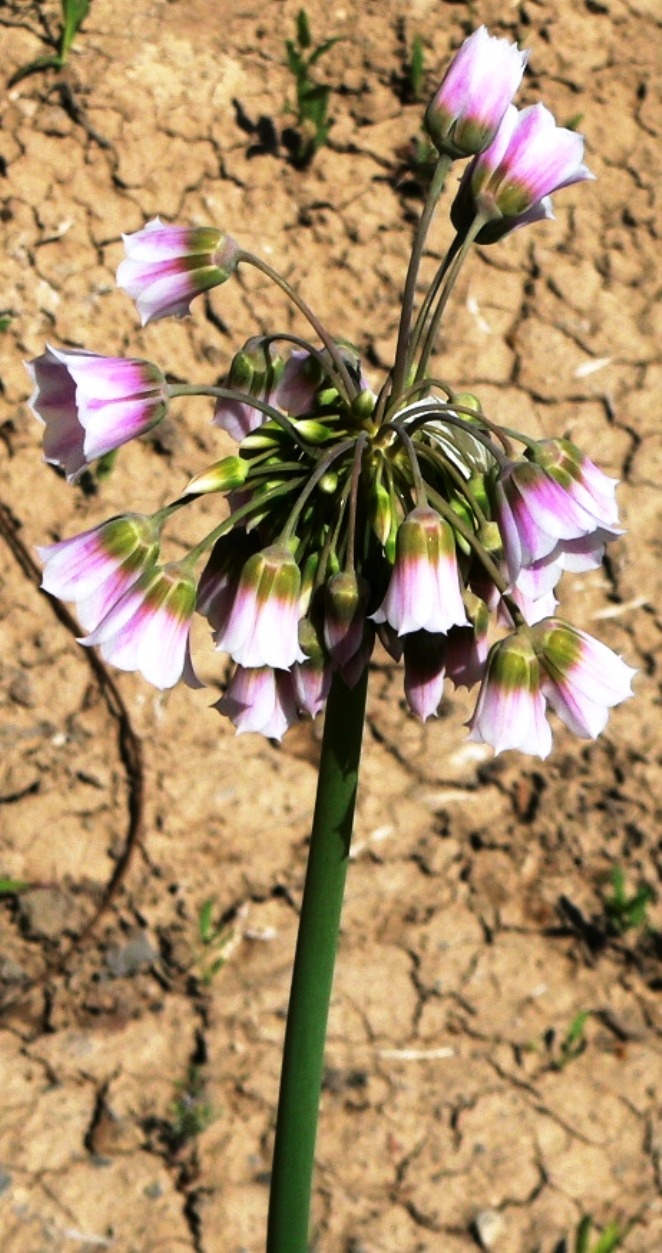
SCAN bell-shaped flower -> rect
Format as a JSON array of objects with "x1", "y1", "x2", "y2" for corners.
[
  {"x1": 452, "y1": 103, "x2": 593, "y2": 242},
  {"x1": 196, "y1": 530, "x2": 260, "y2": 640},
  {"x1": 117, "y1": 217, "x2": 239, "y2": 325},
  {"x1": 468, "y1": 632, "x2": 553, "y2": 758},
  {"x1": 403, "y1": 631, "x2": 446, "y2": 721},
  {"x1": 37, "y1": 513, "x2": 160, "y2": 633},
  {"x1": 533, "y1": 618, "x2": 636, "y2": 739},
  {"x1": 532, "y1": 439, "x2": 621, "y2": 532},
  {"x1": 215, "y1": 666, "x2": 299, "y2": 740},
  {"x1": 214, "y1": 544, "x2": 305, "y2": 670},
  {"x1": 425, "y1": 26, "x2": 528, "y2": 159},
  {"x1": 81, "y1": 562, "x2": 197, "y2": 690},
  {"x1": 445, "y1": 595, "x2": 490, "y2": 689},
  {"x1": 27, "y1": 346, "x2": 169, "y2": 479},
  {"x1": 276, "y1": 349, "x2": 323, "y2": 417},
  {"x1": 492, "y1": 457, "x2": 617, "y2": 585},
  {"x1": 372, "y1": 507, "x2": 467, "y2": 636},
  {"x1": 324, "y1": 571, "x2": 371, "y2": 667},
  {"x1": 292, "y1": 619, "x2": 332, "y2": 718}
]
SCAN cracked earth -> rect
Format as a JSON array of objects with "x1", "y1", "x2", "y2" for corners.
[{"x1": 1, "y1": 0, "x2": 662, "y2": 1250}]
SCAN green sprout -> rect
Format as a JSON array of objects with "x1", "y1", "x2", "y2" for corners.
[
  {"x1": 284, "y1": 9, "x2": 342, "y2": 168},
  {"x1": 548, "y1": 1010, "x2": 589, "y2": 1071},
  {"x1": 407, "y1": 34, "x2": 426, "y2": 102},
  {"x1": 603, "y1": 865, "x2": 653, "y2": 935},
  {"x1": 194, "y1": 896, "x2": 233, "y2": 986},
  {"x1": 574, "y1": 1215, "x2": 624, "y2": 1253},
  {"x1": 0, "y1": 877, "x2": 31, "y2": 895},
  {"x1": 169, "y1": 1065, "x2": 215, "y2": 1145},
  {"x1": 8, "y1": 0, "x2": 91, "y2": 87},
  {"x1": 0, "y1": 316, "x2": 12, "y2": 334}
]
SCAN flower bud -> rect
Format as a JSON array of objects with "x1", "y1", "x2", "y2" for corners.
[
  {"x1": 324, "y1": 571, "x2": 371, "y2": 667},
  {"x1": 367, "y1": 478, "x2": 393, "y2": 548},
  {"x1": 185, "y1": 455, "x2": 248, "y2": 495},
  {"x1": 425, "y1": 26, "x2": 527, "y2": 159}
]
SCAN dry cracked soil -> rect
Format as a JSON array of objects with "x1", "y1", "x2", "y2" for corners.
[{"x1": 1, "y1": 0, "x2": 662, "y2": 1251}]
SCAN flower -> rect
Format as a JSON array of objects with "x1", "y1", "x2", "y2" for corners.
[
  {"x1": 213, "y1": 544, "x2": 305, "y2": 669},
  {"x1": 216, "y1": 666, "x2": 299, "y2": 739},
  {"x1": 37, "y1": 513, "x2": 160, "y2": 632},
  {"x1": 372, "y1": 507, "x2": 467, "y2": 636},
  {"x1": 492, "y1": 456, "x2": 619, "y2": 585},
  {"x1": 533, "y1": 618, "x2": 636, "y2": 739},
  {"x1": 425, "y1": 26, "x2": 528, "y2": 159},
  {"x1": 468, "y1": 632, "x2": 553, "y2": 758},
  {"x1": 81, "y1": 563, "x2": 197, "y2": 690},
  {"x1": 27, "y1": 346, "x2": 169, "y2": 479},
  {"x1": 403, "y1": 631, "x2": 446, "y2": 721},
  {"x1": 452, "y1": 103, "x2": 594, "y2": 242},
  {"x1": 324, "y1": 571, "x2": 371, "y2": 667},
  {"x1": 293, "y1": 620, "x2": 332, "y2": 718},
  {"x1": 117, "y1": 217, "x2": 239, "y2": 325}
]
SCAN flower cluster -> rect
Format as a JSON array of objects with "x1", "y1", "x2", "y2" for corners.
[{"x1": 30, "y1": 27, "x2": 634, "y2": 757}]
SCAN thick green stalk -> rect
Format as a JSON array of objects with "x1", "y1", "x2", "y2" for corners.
[{"x1": 266, "y1": 667, "x2": 369, "y2": 1253}]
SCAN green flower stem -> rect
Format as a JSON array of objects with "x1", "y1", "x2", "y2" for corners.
[
  {"x1": 266, "y1": 667, "x2": 369, "y2": 1253},
  {"x1": 235, "y1": 251, "x2": 357, "y2": 404},
  {"x1": 390, "y1": 153, "x2": 453, "y2": 403}
]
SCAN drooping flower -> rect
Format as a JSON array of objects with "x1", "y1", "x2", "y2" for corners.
[
  {"x1": 196, "y1": 530, "x2": 260, "y2": 639},
  {"x1": 324, "y1": 571, "x2": 371, "y2": 667},
  {"x1": 445, "y1": 595, "x2": 490, "y2": 689},
  {"x1": 117, "y1": 217, "x2": 240, "y2": 325},
  {"x1": 215, "y1": 666, "x2": 299, "y2": 739},
  {"x1": 468, "y1": 632, "x2": 553, "y2": 758},
  {"x1": 403, "y1": 631, "x2": 446, "y2": 721},
  {"x1": 292, "y1": 619, "x2": 332, "y2": 718},
  {"x1": 452, "y1": 103, "x2": 594, "y2": 242},
  {"x1": 37, "y1": 513, "x2": 160, "y2": 633},
  {"x1": 27, "y1": 346, "x2": 169, "y2": 478},
  {"x1": 213, "y1": 544, "x2": 305, "y2": 670},
  {"x1": 372, "y1": 507, "x2": 467, "y2": 636},
  {"x1": 81, "y1": 563, "x2": 197, "y2": 690},
  {"x1": 492, "y1": 456, "x2": 619, "y2": 585},
  {"x1": 533, "y1": 618, "x2": 636, "y2": 739},
  {"x1": 425, "y1": 26, "x2": 528, "y2": 159}
]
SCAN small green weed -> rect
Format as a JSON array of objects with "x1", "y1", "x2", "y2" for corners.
[
  {"x1": 0, "y1": 316, "x2": 12, "y2": 334},
  {"x1": 547, "y1": 1010, "x2": 589, "y2": 1071},
  {"x1": 284, "y1": 9, "x2": 342, "y2": 168},
  {"x1": 602, "y1": 865, "x2": 653, "y2": 935},
  {"x1": 194, "y1": 897, "x2": 233, "y2": 986},
  {"x1": 407, "y1": 34, "x2": 426, "y2": 103},
  {"x1": 9, "y1": 0, "x2": 90, "y2": 87},
  {"x1": 169, "y1": 1065, "x2": 215, "y2": 1145},
  {"x1": 574, "y1": 1215, "x2": 624, "y2": 1253},
  {"x1": 0, "y1": 878, "x2": 30, "y2": 895}
]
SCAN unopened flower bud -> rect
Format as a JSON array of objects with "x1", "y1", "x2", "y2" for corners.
[
  {"x1": 367, "y1": 478, "x2": 392, "y2": 548},
  {"x1": 185, "y1": 455, "x2": 248, "y2": 495},
  {"x1": 324, "y1": 571, "x2": 371, "y2": 667},
  {"x1": 425, "y1": 26, "x2": 527, "y2": 159}
]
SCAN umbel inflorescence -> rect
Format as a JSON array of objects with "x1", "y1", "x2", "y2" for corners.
[{"x1": 28, "y1": 26, "x2": 635, "y2": 757}]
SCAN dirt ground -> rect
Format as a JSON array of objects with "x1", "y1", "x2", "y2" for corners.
[{"x1": 1, "y1": 0, "x2": 661, "y2": 1250}]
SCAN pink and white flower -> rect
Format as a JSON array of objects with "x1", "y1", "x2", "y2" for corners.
[
  {"x1": 403, "y1": 631, "x2": 446, "y2": 721},
  {"x1": 533, "y1": 618, "x2": 636, "y2": 739},
  {"x1": 27, "y1": 346, "x2": 169, "y2": 478},
  {"x1": 37, "y1": 513, "x2": 160, "y2": 633},
  {"x1": 445, "y1": 596, "x2": 490, "y2": 689},
  {"x1": 215, "y1": 666, "x2": 299, "y2": 739},
  {"x1": 81, "y1": 563, "x2": 197, "y2": 690},
  {"x1": 117, "y1": 217, "x2": 239, "y2": 325},
  {"x1": 468, "y1": 633, "x2": 553, "y2": 758},
  {"x1": 372, "y1": 507, "x2": 467, "y2": 636},
  {"x1": 425, "y1": 26, "x2": 528, "y2": 158},
  {"x1": 196, "y1": 531, "x2": 260, "y2": 639},
  {"x1": 214, "y1": 544, "x2": 305, "y2": 670},
  {"x1": 493, "y1": 456, "x2": 619, "y2": 585},
  {"x1": 452, "y1": 103, "x2": 593, "y2": 241}
]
